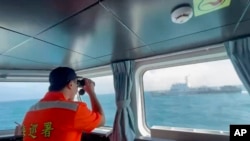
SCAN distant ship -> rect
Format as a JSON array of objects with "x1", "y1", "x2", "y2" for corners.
[
  {"x1": 152, "y1": 76, "x2": 242, "y2": 95},
  {"x1": 164, "y1": 83, "x2": 242, "y2": 95}
]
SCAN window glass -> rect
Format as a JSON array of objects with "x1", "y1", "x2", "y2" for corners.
[
  {"x1": 79, "y1": 75, "x2": 115, "y2": 127},
  {"x1": 0, "y1": 75, "x2": 116, "y2": 130},
  {"x1": 143, "y1": 59, "x2": 249, "y2": 131},
  {"x1": 0, "y1": 82, "x2": 48, "y2": 130}
]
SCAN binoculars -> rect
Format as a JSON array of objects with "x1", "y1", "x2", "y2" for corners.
[{"x1": 77, "y1": 78, "x2": 95, "y2": 95}]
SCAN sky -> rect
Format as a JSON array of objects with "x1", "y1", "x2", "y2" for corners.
[
  {"x1": 0, "y1": 59, "x2": 244, "y2": 102},
  {"x1": 143, "y1": 59, "x2": 243, "y2": 91}
]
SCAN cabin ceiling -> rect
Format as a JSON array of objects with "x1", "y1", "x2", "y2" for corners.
[{"x1": 0, "y1": 0, "x2": 250, "y2": 74}]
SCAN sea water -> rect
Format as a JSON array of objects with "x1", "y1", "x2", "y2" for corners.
[{"x1": 1, "y1": 92, "x2": 250, "y2": 131}]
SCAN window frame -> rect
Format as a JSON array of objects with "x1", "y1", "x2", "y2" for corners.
[
  {"x1": 134, "y1": 43, "x2": 229, "y2": 136},
  {"x1": 0, "y1": 66, "x2": 113, "y2": 130}
]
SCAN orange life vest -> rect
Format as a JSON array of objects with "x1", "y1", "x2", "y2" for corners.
[{"x1": 22, "y1": 92, "x2": 101, "y2": 141}]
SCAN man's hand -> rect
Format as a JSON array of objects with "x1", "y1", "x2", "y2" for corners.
[
  {"x1": 14, "y1": 123, "x2": 22, "y2": 136},
  {"x1": 83, "y1": 78, "x2": 95, "y2": 95}
]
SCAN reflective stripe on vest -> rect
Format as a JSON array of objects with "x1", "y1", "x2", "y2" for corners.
[{"x1": 29, "y1": 101, "x2": 78, "y2": 112}]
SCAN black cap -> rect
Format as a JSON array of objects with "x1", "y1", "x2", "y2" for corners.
[{"x1": 49, "y1": 67, "x2": 80, "y2": 91}]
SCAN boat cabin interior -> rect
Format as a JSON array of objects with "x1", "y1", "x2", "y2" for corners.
[{"x1": 1, "y1": 0, "x2": 250, "y2": 141}]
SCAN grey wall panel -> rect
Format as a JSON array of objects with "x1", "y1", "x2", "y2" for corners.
[
  {"x1": 148, "y1": 23, "x2": 239, "y2": 55},
  {"x1": 0, "y1": 0, "x2": 97, "y2": 36},
  {"x1": 3, "y1": 39, "x2": 93, "y2": 66},
  {"x1": 232, "y1": 20, "x2": 250, "y2": 38},
  {"x1": 96, "y1": 55, "x2": 112, "y2": 64},
  {"x1": 112, "y1": 46, "x2": 155, "y2": 62},
  {"x1": 102, "y1": 0, "x2": 247, "y2": 45},
  {"x1": 95, "y1": 46, "x2": 154, "y2": 63},
  {"x1": 37, "y1": 5, "x2": 145, "y2": 58},
  {"x1": 0, "y1": 55, "x2": 53, "y2": 70},
  {"x1": 0, "y1": 28, "x2": 29, "y2": 54},
  {"x1": 72, "y1": 59, "x2": 105, "y2": 70},
  {"x1": 0, "y1": 0, "x2": 250, "y2": 72},
  {"x1": 239, "y1": 0, "x2": 250, "y2": 21}
]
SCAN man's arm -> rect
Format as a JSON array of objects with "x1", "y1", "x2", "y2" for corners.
[{"x1": 84, "y1": 79, "x2": 105, "y2": 126}]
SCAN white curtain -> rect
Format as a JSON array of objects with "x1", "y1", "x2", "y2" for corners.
[
  {"x1": 109, "y1": 60, "x2": 136, "y2": 141},
  {"x1": 225, "y1": 37, "x2": 250, "y2": 93}
]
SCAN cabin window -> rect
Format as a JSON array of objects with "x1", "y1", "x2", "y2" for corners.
[
  {"x1": 143, "y1": 59, "x2": 249, "y2": 132},
  {"x1": 79, "y1": 75, "x2": 115, "y2": 127},
  {"x1": 0, "y1": 82, "x2": 49, "y2": 130},
  {"x1": 0, "y1": 75, "x2": 115, "y2": 130}
]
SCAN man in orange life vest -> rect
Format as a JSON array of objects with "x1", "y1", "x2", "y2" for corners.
[{"x1": 22, "y1": 67, "x2": 105, "y2": 141}]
